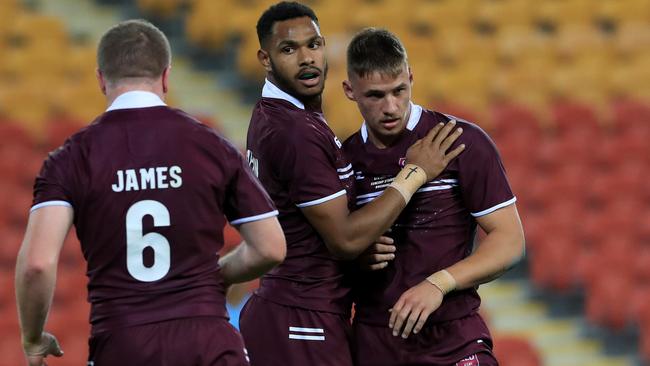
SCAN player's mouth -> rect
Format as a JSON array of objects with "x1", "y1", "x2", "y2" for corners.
[
  {"x1": 297, "y1": 68, "x2": 321, "y2": 88},
  {"x1": 381, "y1": 118, "x2": 400, "y2": 130}
]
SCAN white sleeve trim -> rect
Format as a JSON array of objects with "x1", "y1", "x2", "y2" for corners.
[
  {"x1": 30, "y1": 200, "x2": 73, "y2": 213},
  {"x1": 229, "y1": 210, "x2": 279, "y2": 225},
  {"x1": 471, "y1": 197, "x2": 517, "y2": 218},
  {"x1": 295, "y1": 189, "x2": 346, "y2": 208}
]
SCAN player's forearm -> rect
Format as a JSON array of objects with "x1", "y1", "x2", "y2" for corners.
[
  {"x1": 338, "y1": 188, "x2": 406, "y2": 258},
  {"x1": 15, "y1": 255, "x2": 57, "y2": 344},
  {"x1": 446, "y1": 229, "x2": 525, "y2": 291},
  {"x1": 219, "y1": 241, "x2": 283, "y2": 286}
]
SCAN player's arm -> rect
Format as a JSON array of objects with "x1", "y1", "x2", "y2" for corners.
[
  {"x1": 302, "y1": 121, "x2": 464, "y2": 260},
  {"x1": 15, "y1": 206, "x2": 70, "y2": 365},
  {"x1": 389, "y1": 204, "x2": 525, "y2": 338},
  {"x1": 218, "y1": 216, "x2": 286, "y2": 286}
]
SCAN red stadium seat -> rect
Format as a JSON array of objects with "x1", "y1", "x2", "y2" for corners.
[
  {"x1": 529, "y1": 233, "x2": 581, "y2": 290},
  {"x1": 494, "y1": 335, "x2": 542, "y2": 366},
  {"x1": 221, "y1": 224, "x2": 242, "y2": 254},
  {"x1": 44, "y1": 117, "x2": 85, "y2": 152},
  {"x1": 585, "y1": 271, "x2": 634, "y2": 330}
]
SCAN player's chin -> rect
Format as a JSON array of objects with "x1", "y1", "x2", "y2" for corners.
[{"x1": 295, "y1": 84, "x2": 324, "y2": 98}]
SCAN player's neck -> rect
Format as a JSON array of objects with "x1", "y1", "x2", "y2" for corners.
[
  {"x1": 105, "y1": 81, "x2": 165, "y2": 107},
  {"x1": 300, "y1": 94, "x2": 322, "y2": 111},
  {"x1": 367, "y1": 130, "x2": 402, "y2": 149}
]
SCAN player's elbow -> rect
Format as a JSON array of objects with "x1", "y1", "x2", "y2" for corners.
[
  {"x1": 17, "y1": 258, "x2": 56, "y2": 282},
  {"x1": 506, "y1": 232, "x2": 526, "y2": 270},
  {"x1": 258, "y1": 231, "x2": 287, "y2": 266}
]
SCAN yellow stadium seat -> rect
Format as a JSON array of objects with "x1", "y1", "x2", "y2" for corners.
[
  {"x1": 0, "y1": 0, "x2": 20, "y2": 37},
  {"x1": 614, "y1": 22, "x2": 650, "y2": 57},
  {"x1": 9, "y1": 13, "x2": 69, "y2": 50},
  {"x1": 137, "y1": 0, "x2": 186, "y2": 18},
  {"x1": 185, "y1": 0, "x2": 234, "y2": 49},
  {"x1": 532, "y1": 0, "x2": 594, "y2": 26},
  {"x1": 472, "y1": 0, "x2": 532, "y2": 28},
  {"x1": 594, "y1": 0, "x2": 650, "y2": 23},
  {"x1": 236, "y1": 33, "x2": 265, "y2": 82},
  {"x1": 553, "y1": 24, "x2": 610, "y2": 61},
  {"x1": 0, "y1": 81, "x2": 51, "y2": 137}
]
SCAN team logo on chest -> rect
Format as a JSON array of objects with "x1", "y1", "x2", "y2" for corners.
[{"x1": 398, "y1": 157, "x2": 406, "y2": 167}]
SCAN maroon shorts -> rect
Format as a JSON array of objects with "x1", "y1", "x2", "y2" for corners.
[
  {"x1": 352, "y1": 312, "x2": 497, "y2": 366},
  {"x1": 239, "y1": 294, "x2": 353, "y2": 366},
  {"x1": 88, "y1": 316, "x2": 249, "y2": 366}
]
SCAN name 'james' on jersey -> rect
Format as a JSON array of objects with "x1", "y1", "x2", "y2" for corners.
[{"x1": 32, "y1": 103, "x2": 277, "y2": 334}]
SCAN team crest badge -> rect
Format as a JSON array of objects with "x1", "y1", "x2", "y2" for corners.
[
  {"x1": 398, "y1": 157, "x2": 406, "y2": 167},
  {"x1": 455, "y1": 354, "x2": 480, "y2": 366}
]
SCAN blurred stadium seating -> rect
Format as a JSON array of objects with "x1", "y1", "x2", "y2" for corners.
[{"x1": 1, "y1": 0, "x2": 649, "y2": 364}]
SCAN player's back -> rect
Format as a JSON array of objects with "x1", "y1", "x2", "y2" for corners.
[
  {"x1": 245, "y1": 81, "x2": 355, "y2": 315},
  {"x1": 36, "y1": 94, "x2": 268, "y2": 334}
]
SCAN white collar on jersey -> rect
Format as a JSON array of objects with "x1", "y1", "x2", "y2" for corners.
[
  {"x1": 106, "y1": 91, "x2": 167, "y2": 112},
  {"x1": 262, "y1": 78, "x2": 305, "y2": 110},
  {"x1": 360, "y1": 102, "x2": 423, "y2": 143}
]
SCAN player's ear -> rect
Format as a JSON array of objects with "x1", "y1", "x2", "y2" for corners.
[
  {"x1": 408, "y1": 66, "x2": 413, "y2": 85},
  {"x1": 96, "y1": 68, "x2": 107, "y2": 96},
  {"x1": 258, "y1": 49, "x2": 272, "y2": 72},
  {"x1": 162, "y1": 65, "x2": 171, "y2": 94},
  {"x1": 342, "y1": 79, "x2": 355, "y2": 101}
]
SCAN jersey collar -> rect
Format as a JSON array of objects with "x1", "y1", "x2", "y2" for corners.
[
  {"x1": 361, "y1": 102, "x2": 423, "y2": 143},
  {"x1": 262, "y1": 78, "x2": 305, "y2": 110},
  {"x1": 106, "y1": 91, "x2": 167, "y2": 112}
]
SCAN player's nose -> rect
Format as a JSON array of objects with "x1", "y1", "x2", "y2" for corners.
[{"x1": 298, "y1": 47, "x2": 315, "y2": 66}]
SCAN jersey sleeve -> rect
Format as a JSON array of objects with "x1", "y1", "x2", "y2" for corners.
[
  {"x1": 32, "y1": 142, "x2": 77, "y2": 212},
  {"x1": 457, "y1": 125, "x2": 516, "y2": 217},
  {"x1": 272, "y1": 122, "x2": 346, "y2": 208},
  {"x1": 224, "y1": 148, "x2": 278, "y2": 225}
]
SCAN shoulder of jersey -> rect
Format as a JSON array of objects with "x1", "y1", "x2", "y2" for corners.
[
  {"x1": 419, "y1": 109, "x2": 487, "y2": 139},
  {"x1": 342, "y1": 129, "x2": 363, "y2": 150}
]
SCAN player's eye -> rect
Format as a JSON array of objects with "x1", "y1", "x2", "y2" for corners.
[
  {"x1": 281, "y1": 46, "x2": 294, "y2": 54},
  {"x1": 309, "y1": 40, "x2": 321, "y2": 49}
]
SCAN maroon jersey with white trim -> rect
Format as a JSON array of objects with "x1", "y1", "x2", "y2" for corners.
[
  {"x1": 343, "y1": 103, "x2": 515, "y2": 325},
  {"x1": 246, "y1": 80, "x2": 355, "y2": 315},
  {"x1": 33, "y1": 99, "x2": 277, "y2": 333}
]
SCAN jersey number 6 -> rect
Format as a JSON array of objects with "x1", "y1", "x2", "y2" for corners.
[{"x1": 126, "y1": 200, "x2": 171, "y2": 282}]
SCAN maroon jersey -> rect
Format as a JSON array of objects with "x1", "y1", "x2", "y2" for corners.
[
  {"x1": 245, "y1": 80, "x2": 355, "y2": 315},
  {"x1": 32, "y1": 91, "x2": 277, "y2": 334},
  {"x1": 343, "y1": 103, "x2": 516, "y2": 326}
]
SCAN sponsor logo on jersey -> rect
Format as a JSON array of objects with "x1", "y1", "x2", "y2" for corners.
[{"x1": 334, "y1": 136, "x2": 342, "y2": 148}]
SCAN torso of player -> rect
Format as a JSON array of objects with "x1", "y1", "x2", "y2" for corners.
[
  {"x1": 39, "y1": 103, "x2": 275, "y2": 333},
  {"x1": 246, "y1": 91, "x2": 355, "y2": 315},
  {"x1": 343, "y1": 103, "x2": 513, "y2": 326}
]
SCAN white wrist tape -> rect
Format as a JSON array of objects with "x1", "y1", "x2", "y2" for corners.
[
  {"x1": 388, "y1": 164, "x2": 428, "y2": 204},
  {"x1": 426, "y1": 269, "x2": 457, "y2": 295}
]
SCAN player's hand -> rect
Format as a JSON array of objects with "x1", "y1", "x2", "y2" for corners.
[
  {"x1": 389, "y1": 280, "x2": 443, "y2": 339},
  {"x1": 405, "y1": 119, "x2": 465, "y2": 181},
  {"x1": 359, "y1": 236, "x2": 396, "y2": 271},
  {"x1": 23, "y1": 332, "x2": 63, "y2": 366}
]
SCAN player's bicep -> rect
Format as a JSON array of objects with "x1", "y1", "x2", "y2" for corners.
[
  {"x1": 475, "y1": 203, "x2": 525, "y2": 262},
  {"x1": 475, "y1": 203, "x2": 521, "y2": 235},
  {"x1": 237, "y1": 216, "x2": 286, "y2": 262},
  {"x1": 300, "y1": 194, "x2": 350, "y2": 258},
  {"x1": 19, "y1": 206, "x2": 74, "y2": 267}
]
